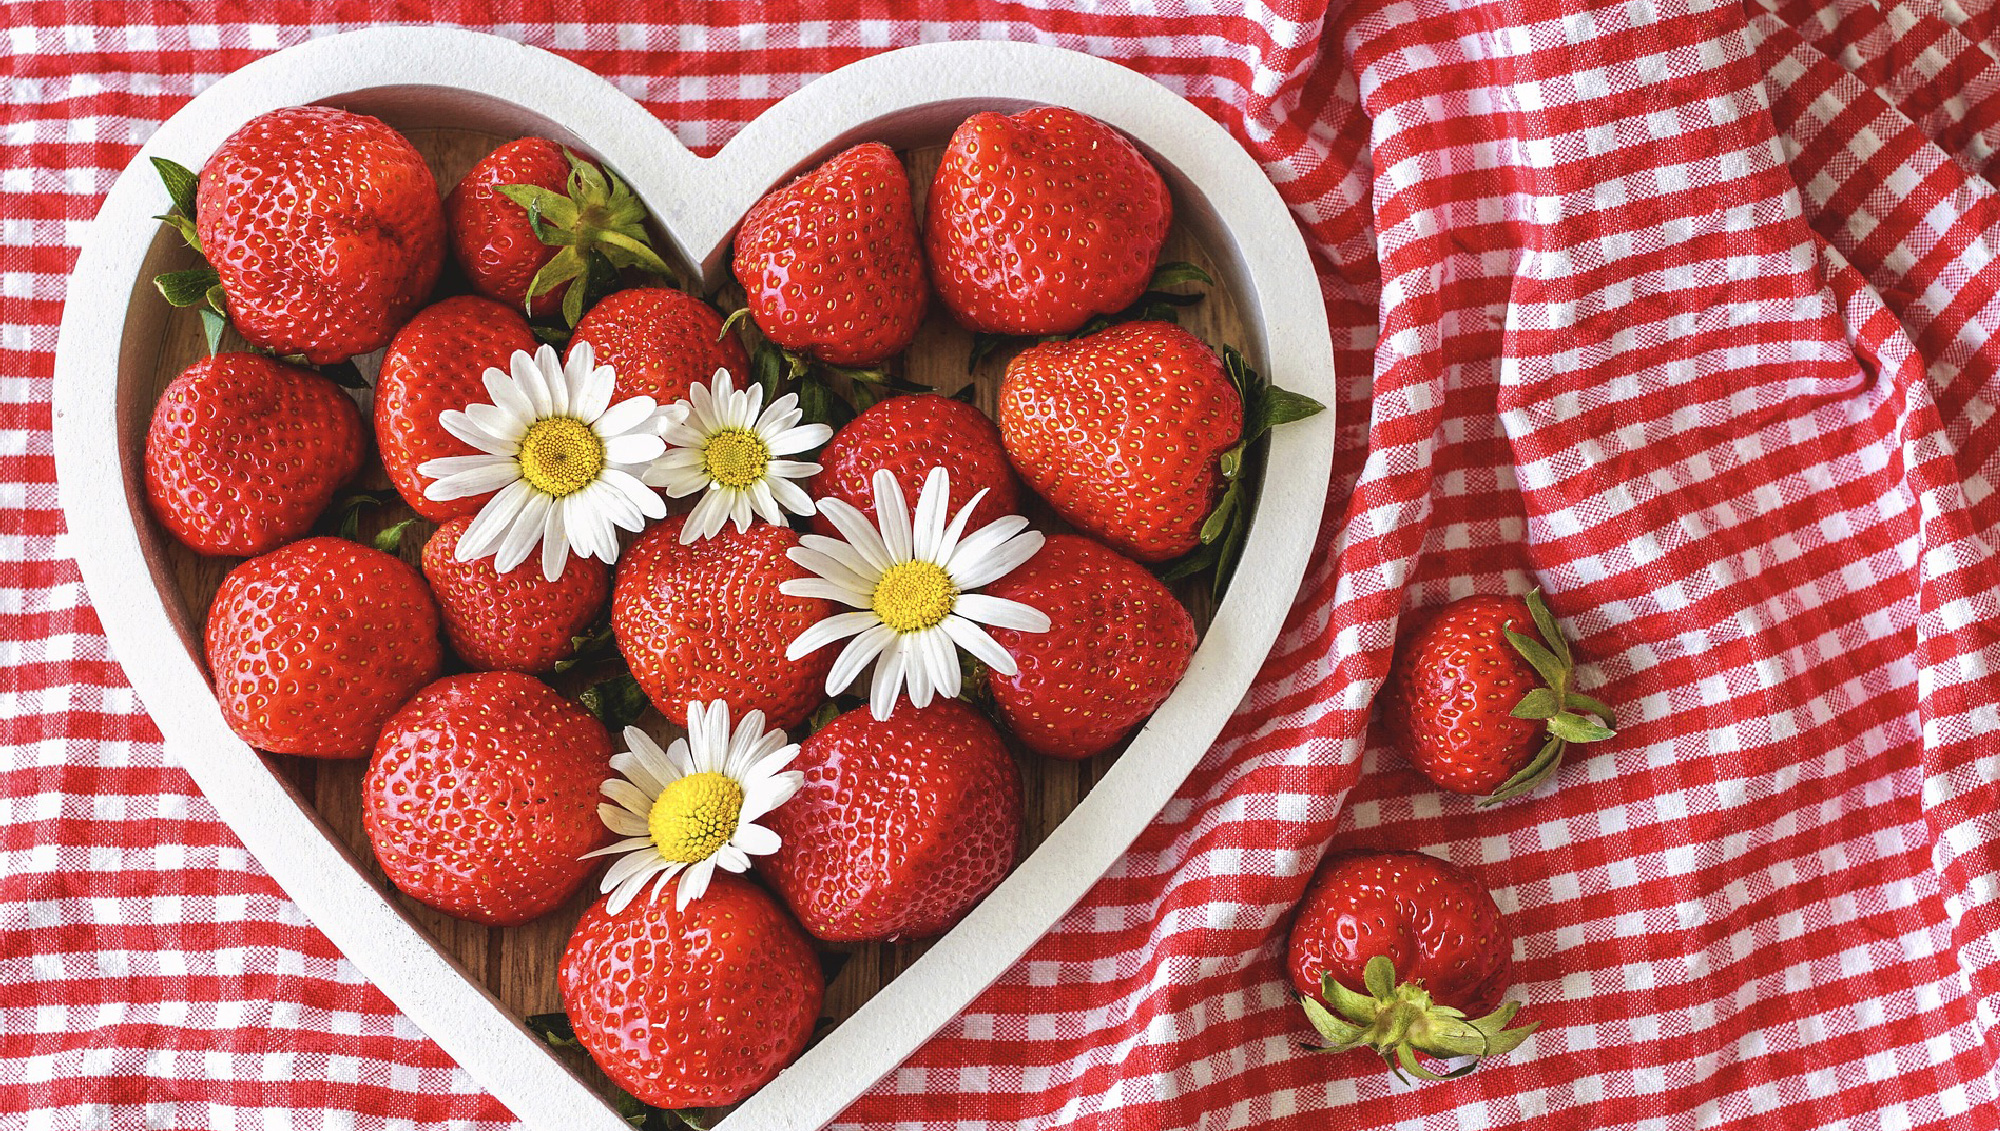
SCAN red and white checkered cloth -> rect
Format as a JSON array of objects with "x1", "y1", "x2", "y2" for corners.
[{"x1": 6, "y1": 1, "x2": 2000, "y2": 1127}]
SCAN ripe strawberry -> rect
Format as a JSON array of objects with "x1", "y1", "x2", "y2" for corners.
[
  {"x1": 204, "y1": 537, "x2": 444, "y2": 758},
  {"x1": 612, "y1": 514, "x2": 835, "y2": 730},
  {"x1": 998, "y1": 321, "x2": 1240, "y2": 561},
  {"x1": 143, "y1": 352, "x2": 364, "y2": 557},
  {"x1": 806, "y1": 394, "x2": 1019, "y2": 538},
  {"x1": 1286, "y1": 851, "x2": 1535, "y2": 1079},
  {"x1": 760, "y1": 699, "x2": 1022, "y2": 943},
  {"x1": 446, "y1": 137, "x2": 571, "y2": 318},
  {"x1": 559, "y1": 872, "x2": 822, "y2": 1108},
  {"x1": 567, "y1": 287, "x2": 750, "y2": 410},
  {"x1": 978, "y1": 535, "x2": 1194, "y2": 759},
  {"x1": 1381, "y1": 590, "x2": 1615, "y2": 804},
  {"x1": 374, "y1": 294, "x2": 539, "y2": 522},
  {"x1": 421, "y1": 515, "x2": 609, "y2": 672},
  {"x1": 196, "y1": 106, "x2": 444, "y2": 364},
  {"x1": 363, "y1": 671, "x2": 611, "y2": 926},
  {"x1": 732, "y1": 142, "x2": 927, "y2": 365},
  {"x1": 925, "y1": 107, "x2": 1170, "y2": 335},
  {"x1": 446, "y1": 139, "x2": 674, "y2": 325}
]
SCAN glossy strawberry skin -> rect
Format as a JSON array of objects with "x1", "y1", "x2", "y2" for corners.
[
  {"x1": 732, "y1": 142, "x2": 927, "y2": 366},
  {"x1": 446, "y1": 137, "x2": 569, "y2": 318},
  {"x1": 1287, "y1": 851, "x2": 1512, "y2": 1018},
  {"x1": 197, "y1": 106, "x2": 444, "y2": 365},
  {"x1": 143, "y1": 353, "x2": 364, "y2": 557},
  {"x1": 421, "y1": 516, "x2": 609, "y2": 673},
  {"x1": 761, "y1": 699, "x2": 1022, "y2": 942},
  {"x1": 374, "y1": 295, "x2": 539, "y2": 522},
  {"x1": 807, "y1": 394, "x2": 1019, "y2": 538},
  {"x1": 559, "y1": 873, "x2": 822, "y2": 1108},
  {"x1": 363, "y1": 671, "x2": 611, "y2": 926},
  {"x1": 1382, "y1": 595, "x2": 1549, "y2": 796},
  {"x1": 925, "y1": 107, "x2": 1171, "y2": 335},
  {"x1": 980, "y1": 535, "x2": 1194, "y2": 760},
  {"x1": 998, "y1": 321, "x2": 1241, "y2": 561},
  {"x1": 611, "y1": 515, "x2": 835, "y2": 730},
  {"x1": 204, "y1": 537, "x2": 444, "y2": 759},
  {"x1": 568, "y1": 287, "x2": 751, "y2": 409}
]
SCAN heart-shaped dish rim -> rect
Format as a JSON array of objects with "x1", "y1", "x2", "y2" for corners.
[{"x1": 51, "y1": 27, "x2": 1336, "y2": 1131}]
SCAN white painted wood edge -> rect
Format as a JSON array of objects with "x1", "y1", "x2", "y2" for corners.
[{"x1": 50, "y1": 28, "x2": 1338, "y2": 1131}]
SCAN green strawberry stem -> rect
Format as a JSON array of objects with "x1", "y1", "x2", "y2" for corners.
[
  {"x1": 1483, "y1": 588, "x2": 1617, "y2": 806},
  {"x1": 501, "y1": 147, "x2": 676, "y2": 327},
  {"x1": 1298, "y1": 956, "x2": 1537, "y2": 1082}
]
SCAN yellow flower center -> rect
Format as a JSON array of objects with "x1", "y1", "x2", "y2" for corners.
[
  {"x1": 517, "y1": 417, "x2": 605, "y2": 498},
  {"x1": 871, "y1": 560, "x2": 958, "y2": 634},
  {"x1": 702, "y1": 428, "x2": 771, "y2": 489},
  {"x1": 647, "y1": 772, "x2": 744, "y2": 864}
]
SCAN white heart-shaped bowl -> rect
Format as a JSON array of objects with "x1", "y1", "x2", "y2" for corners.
[{"x1": 51, "y1": 27, "x2": 1336, "y2": 1131}]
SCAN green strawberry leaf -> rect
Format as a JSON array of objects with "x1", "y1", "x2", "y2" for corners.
[
  {"x1": 796, "y1": 375, "x2": 854, "y2": 432},
  {"x1": 1198, "y1": 483, "x2": 1239, "y2": 544},
  {"x1": 151, "y1": 156, "x2": 200, "y2": 220},
  {"x1": 1502, "y1": 627, "x2": 1568, "y2": 691},
  {"x1": 1259, "y1": 386, "x2": 1326, "y2": 432},
  {"x1": 580, "y1": 674, "x2": 649, "y2": 730},
  {"x1": 497, "y1": 183, "x2": 582, "y2": 238},
  {"x1": 1299, "y1": 994, "x2": 1365, "y2": 1048},
  {"x1": 554, "y1": 622, "x2": 617, "y2": 674},
  {"x1": 1149, "y1": 260, "x2": 1213, "y2": 289},
  {"x1": 1525, "y1": 588, "x2": 1571, "y2": 668},
  {"x1": 967, "y1": 332, "x2": 1008, "y2": 373},
  {"x1": 1565, "y1": 691, "x2": 1616, "y2": 722},
  {"x1": 1479, "y1": 736, "x2": 1564, "y2": 807},
  {"x1": 198, "y1": 308, "x2": 228, "y2": 357},
  {"x1": 1547, "y1": 711, "x2": 1615, "y2": 744},
  {"x1": 152, "y1": 211, "x2": 201, "y2": 251},
  {"x1": 1510, "y1": 688, "x2": 1561, "y2": 720},
  {"x1": 371, "y1": 517, "x2": 416, "y2": 555},
  {"x1": 807, "y1": 699, "x2": 841, "y2": 733},
  {"x1": 320, "y1": 359, "x2": 368, "y2": 389},
  {"x1": 320, "y1": 489, "x2": 391, "y2": 541},
  {"x1": 1362, "y1": 955, "x2": 1397, "y2": 1001},
  {"x1": 523, "y1": 1012, "x2": 581, "y2": 1049},
  {"x1": 154, "y1": 265, "x2": 221, "y2": 307},
  {"x1": 530, "y1": 324, "x2": 572, "y2": 348}
]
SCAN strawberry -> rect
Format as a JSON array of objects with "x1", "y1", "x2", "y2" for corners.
[
  {"x1": 1287, "y1": 851, "x2": 1535, "y2": 1079},
  {"x1": 445, "y1": 139, "x2": 673, "y2": 326},
  {"x1": 204, "y1": 536, "x2": 444, "y2": 758},
  {"x1": 559, "y1": 872, "x2": 822, "y2": 1108},
  {"x1": 806, "y1": 394, "x2": 1019, "y2": 538},
  {"x1": 1381, "y1": 590, "x2": 1615, "y2": 805},
  {"x1": 760, "y1": 699, "x2": 1021, "y2": 942},
  {"x1": 143, "y1": 352, "x2": 364, "y2": 557},
  {"x1": 194, "y1": 106, "x2": 444, "y2": 365},
  {"x1": 732, "y1": 142, "x2": 927, "y2": 365},
  {"x1": 374, "y1": 294, "x2": 539, "y2": 522},
  {"x1": 925, "y1": 107, "x2": 1170, "y2": 335},
  {"x1": 567, "y1": 287, "x2": 750, "y2": 411},
  {"x1": 363, "y1": 671, "x2": 611, "y2": 926},
  {"x1": 421, "y1": 515, "x2": 609, "y2": 673},
  {"x1": 612, "y1": 514, "x2": 835, "y2": 730},
  {"x1": 998, "y1": 321, "x2": 1241, "y2": 561},
  {"x1": 978, "y1": 534, "x2": 1194, "y2": 760}
]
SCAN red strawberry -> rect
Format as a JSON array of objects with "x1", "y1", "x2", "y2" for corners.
[
  {"x1": 446, "y1": 137, "x2": 571, "y2": 318},
  {"x1": 612, "y1": 514, "x2": 835, "y2": 730},
  {"x1": 807, "y1": 394, "x2": 1019, "y2": 538},
  {"x1": 1382, "y1": 591, "x2": 1615, "y2": 804},
  {"x1": 559, "y1": 873, "x2": 822, "y2": 1108},
  {"x1": 421, "y1": 515, "x2": 609, "y2": 673},
  {"x1": 761, "y1": 699, "x2": 1021, "y2": 942},
  {"x1": 567, "y1": 287, "x2": 751, "y2": 410},
  {"x1": 1286, "y1": 851, "x2": 1535, "y2": 1078},
  {"x1": 143, "y1": 352, "x2": 364, "y2": 557},
  {"x1": 925, "y1": 107, "x2": 1170, "y2": 335},
  {"x1": 196, "y1": 106, "x2": 444, "y2": 364},
  {"x1": 446, "y1": 139, "x2": 673, "y2": 326},
  {"x1": 363, "y1": 671, "x2": 611, "y2": 926},
  {"x1": 978, "y1": 534, "x2": 1194, "y2": 759},
  {"x1": 732, "y1": 142, "x2": 927, "y2": 365},
  {"x1": 374, "y1": 294, "x2": 539, "y2": 522},
  {"x1": 204, "y1": 537, "x2": 444, "y2": 758},
  {"x1": 998, "y1": 321, "x2": 1241, "y2": 561}
]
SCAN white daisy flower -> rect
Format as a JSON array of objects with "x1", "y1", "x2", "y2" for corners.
[
  {"x1": 419, "y1": 342, "x2": 675, "y2": 581},
  {"x1": 782, "y1": 467, "x2": 1052, "y2": 720},
  {"x1": 583, "y1": 701, "x2": 804, "y2": 914},
  {"x1": 648, "y1": 368, "x2": 832, "y2": 544}
]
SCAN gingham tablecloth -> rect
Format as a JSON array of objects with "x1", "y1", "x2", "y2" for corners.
[{"x1": 7, "y1": 2, "x2": 2000, "y2": 1128}]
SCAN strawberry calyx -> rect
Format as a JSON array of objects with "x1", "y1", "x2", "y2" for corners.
[
  {"x1": 1299, "y1": 956, "x2": 1537, "y2": 1082},
  {"x1": 965, "y1": 260, "x2": 1214, "y2": 372},
  {"x1": 1483, "y1": 588, "x2": 1617, "y2": 806},
  {"x1": 500, "y1": 148, "x2": 675, "y2": 327},
  {"x1": 148, "y1": 157, "x2": 232, "y2": 356}
]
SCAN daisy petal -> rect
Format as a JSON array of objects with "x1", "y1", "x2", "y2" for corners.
[
  {"x1": 869, "y1": 635, "x2": 910, "y2": 719},
  {"x1": 912, "y1": 468, "x2": 953, "y2": 561},
  {"x1": 492, "y1": 491, "x2": 552, "y2": 575},
  {"x1": 603, "y1": 432, "x2": 666, "y2": 465},
  {"x1": 594, "y1": 395, "x2": 662, "y2": 441},
  {"x1": 422, "y1": 458, "x2": 521, "y2": 502},
  {"x1": 818, "y1": 497, "x2": 893, "y2": 571},
  {"x1": 784, "y1": 609, "x2": 881, "y2": 658},
  {"x1": 676, "y1": 858, "x2": 717, "y2": 910},
  {"x1": 950, "y1": 528, "x2": 1046, "y2": 589},
  {"x1": 733, "y1": 822, "x2": 781, "y2": 856},
  {"x1": 873, "y1": 470, "x2": 912, "y2": 561},
  {"x1": 455, "y1": 480, "x2": 537, "y2": 562},
  {"x1": 780, "y1": 578, "x2": 872, "y2": 609},
  {"x1": 581, "y1": 835, "x2": 654, "y2": 860},
  {"x1": 953, "y1": 593, "x2": 1052, "y2": 632},
  {"x1": 827, "y1": 622, "x2": 896, "y2": 695},
  {"x1": 766, "y1": 423, "x2": 833, "y2": 456},
  {"x1": 941, "y1": 614, "x2": 1014, "y2": 673}
]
